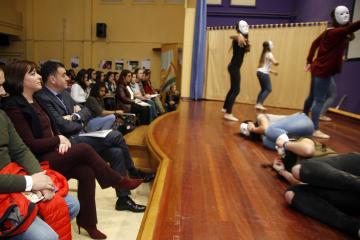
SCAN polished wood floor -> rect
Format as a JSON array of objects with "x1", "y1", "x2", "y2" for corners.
[{"x1": 147, "y1": 100, "x2": 360, "y2": 240}]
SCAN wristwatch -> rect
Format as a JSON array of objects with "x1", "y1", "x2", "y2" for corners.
[{"x1": 71, "y1": 113, "x2": 80, "y2": 121}]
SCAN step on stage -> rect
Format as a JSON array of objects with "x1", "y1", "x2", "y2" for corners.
[{"x1": 141, "y1": 100, "x2": 360, "y2": 240}]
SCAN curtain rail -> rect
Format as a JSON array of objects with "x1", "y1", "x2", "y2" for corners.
[{"x1": 207, "y1": 21, "x2": 328, "y2": 30}]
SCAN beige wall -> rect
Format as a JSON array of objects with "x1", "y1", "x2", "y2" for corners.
[
  {"x1": 0, "y1": 0, "x2": 185, "y2": 89},
  {"x1": 0, "y1": 0, "x2": 25, "y2": 61}
]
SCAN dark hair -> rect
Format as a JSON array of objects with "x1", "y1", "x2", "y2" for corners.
[
  {"x1": 89, "y1": 82, "x2": 106, "y2": 98},
  {"x1": 86, "y1": 68, "x2": 95, "y2": 79},
  {"x1": 66, "y1": 69, "x2": 75, "y2": 80},
  {"x1": 240, "y1": 120, "x2": 262, "y2": 141},
  {"x1": 40, "y1": 61, "x2": 65, "y2": 83},
  {"x1": 105, "y1": 71, "x2": 114, "y2": 82},
  {"x1": 95, "y1": 71, "x2": 104, "y2": 83},
  {"x1": 144, "y1": 69, "x2": 151, "y2": 76},
  {"x1": 75, "y1": 69, "x2": 88, "y2": 90},
  {"x1": 258, "y1": 41, "x2": 271, "y2": 67},
  {"x1": 4, "y1": 60, "x2": 38, "y2": 95},
  {"x1": 118, "y1": 69, "x2": 131, "y2": 86}
]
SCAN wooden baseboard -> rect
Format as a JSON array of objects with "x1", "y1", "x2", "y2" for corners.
[{"x1": 328, "y1": 108, "x2": 360, "y2": 120}]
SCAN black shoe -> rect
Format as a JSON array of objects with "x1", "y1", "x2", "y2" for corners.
[
  {"x1": 129, "y1": 168, "x2": 155, "y2": 183},
  {"x1": 115, "y1": 196, "x2": 146, "y2": 212}
]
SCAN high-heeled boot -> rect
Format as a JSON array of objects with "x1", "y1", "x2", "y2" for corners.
[
  {"x1": 78, "y1": 224, "x2": 107, "y2": 239},
  {"x1": 117, "y1": 176, "x2": 143, "y2": 190}
]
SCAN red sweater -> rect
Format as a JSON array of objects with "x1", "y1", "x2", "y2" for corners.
[{"x1": 307, "y1": 20, "x2": 360, "y2": 77}]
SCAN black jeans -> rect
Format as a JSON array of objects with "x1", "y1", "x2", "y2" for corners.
[
  {"x1": 223, "y1": 65, "x2": 240, "y2": 114},
  {"x1": 287, "y1": 153, "x2": 360, "y2": 237}
]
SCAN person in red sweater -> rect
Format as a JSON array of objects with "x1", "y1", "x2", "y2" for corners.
[{"x1": 303, "y1": 5, "x2": 360, "y2": 139}]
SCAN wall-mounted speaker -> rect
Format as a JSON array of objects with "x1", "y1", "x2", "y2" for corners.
[
  {"x1": 96, "y1": 23, "x2": 107, "y2": 38},
  {"x1": 0, "y1": 34, "x2": 10, "y2": 46}
]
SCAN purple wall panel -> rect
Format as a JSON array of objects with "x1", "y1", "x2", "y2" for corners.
[
  {"x1": 207, "y1": 0, "x2": 360, "y2": 114},
  {"x1": 207, "y1": 0, "x2": 297, "y2": 26}
]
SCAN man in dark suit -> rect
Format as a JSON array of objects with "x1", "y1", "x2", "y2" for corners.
[{"x1": 36, "y1": 61, "x2": 155, "y2": 212}]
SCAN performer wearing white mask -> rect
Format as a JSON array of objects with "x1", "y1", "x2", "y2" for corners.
[
  {"x1": 222, "y1": 20, "x2": 250, "y2": 121},
  {"x1": 303, "y1": 5, "x2": 360, "y2": 139},
  {"x1": 255, "y1": 40, "x2": 279, "y2": 110}
]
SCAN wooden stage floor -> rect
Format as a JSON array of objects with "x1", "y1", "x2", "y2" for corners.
[{"x1": 145, "y1": 100, "x2": 360, "y2": 240}]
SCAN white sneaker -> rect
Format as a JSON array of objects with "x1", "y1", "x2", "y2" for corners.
[
  {"x1": 313, "y1": 130, "x2": 330, "y2": 139},
  {"x1": 255, "y1": 104, "x2": 267, "y2": 110},
  {"x1": 224, "y1": 113, "x2": 239, "y2": 122},
  {"x1": 319, "y1": 115, "x2": 332, "y2": 121},
  {"x1": 221, "y1": 108, "x2": 226, "y2": 113}
]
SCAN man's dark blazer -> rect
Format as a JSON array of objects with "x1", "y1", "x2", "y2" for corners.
[{"x1": 35, "y1": 87, "x2": 91, "y2": 137}]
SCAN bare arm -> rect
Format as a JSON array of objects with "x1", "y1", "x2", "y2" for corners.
[
  {"x1": 247, "y1": 121, "x2": 266, "y2": 135},
  {"x1": 277, "y1": 138, "x2": 315, "y2": 157},
  {"x1": 230, "y1": 33, "x2": 246, "y2": 47},
  {"x1": 273, "y1": 158, "x2": 302, "y2": 185}
]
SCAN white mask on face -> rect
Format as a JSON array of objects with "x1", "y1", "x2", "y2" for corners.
[
  {"x1": 268, "y1": 41, "x2": 274, "y2": 50},
  {"x1": 238, "y1": 20, "x2": 249, "y2": 35},
  {"x1": 240, "y1": 123, "x2": 250, "y2": 136},
  {"x1": 335, "y1": 6, "x2": 350, "y2": 25}
]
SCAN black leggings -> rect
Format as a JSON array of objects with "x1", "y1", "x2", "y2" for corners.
[
  {"x1": 287, "y1": 153, "x2": 360, "y2": 237},
  {"x1": 223, "y1": 65, "x2": 240, "y2": 114}
]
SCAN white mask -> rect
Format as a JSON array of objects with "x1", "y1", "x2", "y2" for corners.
[
  {"x1": 268, "y1": 41, "x2": 274, "y2": 50},
  {"x1": 240, "y1": 123, "x2": 250, "y2": 136},
  {"x1": 238, "y1": 20, "x2": 249, "y2": 35},
  {"x1": 335, "y1": 6, "x2": 350, "y2": 25}
]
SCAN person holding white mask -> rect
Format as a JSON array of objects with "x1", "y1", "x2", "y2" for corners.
[
  {"x1": 303, "y1": 5, "x2": 360, "y2": 139},
  {"x1": 222, "y1": 20, "x2": 250, "y2": 121},
  {"x1": 255, "y1": 40, "x2": 279, "y2": 111}
]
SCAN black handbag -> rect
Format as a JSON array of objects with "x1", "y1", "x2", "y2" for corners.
[{"x1": 114, "y1": 113, "x2": 137, "y2": 135}]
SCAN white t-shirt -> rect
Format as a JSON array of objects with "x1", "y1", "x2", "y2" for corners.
[
  {"x1": 70, "y1": 83, "x2": 89, "y2": 103},
  {"x1": 257, "y1": 52, "x2": 274, "y2": 74}
]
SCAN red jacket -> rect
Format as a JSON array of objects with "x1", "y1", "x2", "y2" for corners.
[
  {"x1": 307, "y1": 21, "x2": 360, "y2": 77},
  {"x1": 0, "y1": 162, "x2": 71, "y2": 240}
]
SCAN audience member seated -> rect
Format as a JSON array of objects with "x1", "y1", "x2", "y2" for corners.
[
  {"x1": 95, "y1": 70, "x2": 105, "y2": 84},
  {"x1": 0, "y1": 109, "x2": 79, "y2": 240},
  {"x1": 0, "y1": 66, "x2": 8, "y2": 98},
  {"x1": 165, "y1": 84, "x2": 180, "y2": 112},
  {"x1": 130, "y1": 71, "x2": 157, "y2": 120},
  {"x1": 34, "y1": 61, "x2": 154, "y2": 214},
  {"x1": 65, "y1": 69, "x2": 76, "y2": 89},
  {"x1": 103, "y1": 71, "x2": 117, "y2": 110},
  {"x1": 86, "y1": 68, "x2": 96, "y2": 86},
  {"x1": 2, "y1": 60, "x2": 144, "y2": 239},
  {"x1": 240, "y1": 112, "x2": 314, "y2": 150},
  {"x1": 116, "y1": 70, "x2": 151, "y2": 125},
  {"x1": 142, "y1": 69, "x2": 165, "y2": 114},
  {"x1": 70, "y1": 69, "x2": 90, "y2": 104},
  {"x1": 85, "y1": 82, "x2": 122, "y2": 132}
]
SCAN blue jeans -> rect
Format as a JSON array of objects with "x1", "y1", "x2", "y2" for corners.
[
  {"x1": 143, "y1": 99, "x2": 157, "y2": 121},
  {"x1": 85, "y1": 114, "x2": 116, "y2": 132},
  {"x1": 11, "y1": 194, "x2": 79, "y2": 240},
  {"x1": 263, "y1": 113, "x2": 314, "y2": 149},
  {"x1": 320, "y1": 77, "x2": 337, "y2": 115},
  {"x1": 303, "y1": 75, "x2": 332, "y2": 130},
  {"x1": 256, "y1": 71, "x2": 272, "y2": 104}
]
